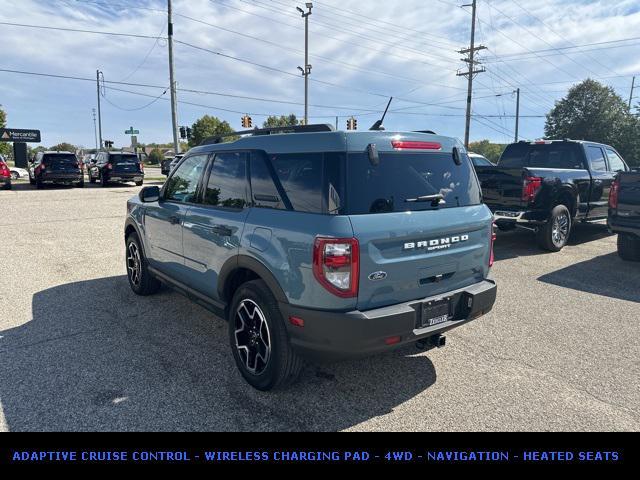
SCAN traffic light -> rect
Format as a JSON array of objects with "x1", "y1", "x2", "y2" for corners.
[
  {"x1": 347, "y1": 117, "x2": 357, "y2": 130},
  {"x1": 179, "y1": 126, "x2": 186, "y2": 139},
  {"x1": 186, "y1": 127, "x2": 192, "y2": 139},
  {"x1": 104, "y1": 140, "x2": 114, "y2": 149},
  {"x1": 241, "y1": 115, "x2": 252, "y2": 128}
]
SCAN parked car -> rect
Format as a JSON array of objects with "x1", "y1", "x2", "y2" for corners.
[
  {"x1": 468, "y1": 152, "x2": 494, "y2": 167},
  {"x1": 88, "y1": 151, "x2": 144, "y2": 187},
  {"x1": 476, "y1": 139, "x2": 629, "y2": 251},
  {"x1": 28, "y1": 151, "x2": 84, "y2": 189},
  {"x1": 9, "y1": 166, "x2": 29, "y2": 180},
  {"x1": 0, "y1": 157, "x2": 11, "y2": 189},
  {"x1": 124, "y1": 125, "x2": 497, "y2": 390},
  {"x1": 161, "y1": 156, "x2": 174, "y2": 176},
  {"x1": 608, "y1": 171, "x2": 640, "y2": 261},
  {"x1": 168, "y1": 154, "x2": 184, "y2": 172}
]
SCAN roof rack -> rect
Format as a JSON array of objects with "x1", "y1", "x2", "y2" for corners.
[{"x1": 200, "y1": 123, "x2": 335, "y2": 146}]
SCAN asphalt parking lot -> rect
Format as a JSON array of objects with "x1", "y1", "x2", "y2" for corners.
[{"x1": 0, "y1": 182, "x2": 638, "y2": 432}]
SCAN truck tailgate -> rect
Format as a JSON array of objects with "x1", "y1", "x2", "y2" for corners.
[{"x1": 475, "y1": 166, "x2": 525, "y2": 210}]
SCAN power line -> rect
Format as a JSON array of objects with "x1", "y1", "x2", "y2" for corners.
[{"x1": 0, "y1": 21, "x2": 165, "y2": 40}]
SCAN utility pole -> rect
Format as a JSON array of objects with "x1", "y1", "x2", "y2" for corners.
[
  {"x1": 297, "y1": 3, "x2": 313, "y2": 125},
  {"x1": 92, "y1": 108, "x2": 98, "y2": 150},
  {"x1": 514, "y1": 88, "x2": 520, "y2": 142},
  {"x1": 457, "y1": 0, "x2": 486, "y2": 148},
  {"x1": 168, "y1": 0, "x2": 180, "y2": 155},
  {"x1": 96, "y1": 70, "x2": 103, "y2": 149},
  {"x1": 629, "y1": 76, "x2": 636, "y2": 110}
]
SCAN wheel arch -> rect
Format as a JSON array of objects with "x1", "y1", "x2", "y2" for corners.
[
  {"x1": 218, "y1": 255, "x2": 288, "y2": 306},
  {"x1": 554, "y1": 185, "x2": 578, "y2": 218}
]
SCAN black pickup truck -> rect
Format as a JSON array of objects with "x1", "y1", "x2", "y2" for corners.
[
  {"x1": 609, "y1": 171, "x2": 640, "y2": 261},
  {"x1": 476, "y1": 140, "x2": 630, "y2": 251}
]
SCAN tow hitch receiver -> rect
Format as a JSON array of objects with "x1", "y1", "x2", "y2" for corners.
[{"x1": 416, "y1": 334, "x2": 446, "y2": 351}]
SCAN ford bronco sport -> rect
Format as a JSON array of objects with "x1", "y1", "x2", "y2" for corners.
[{"x1": 124, "y1": 125, "x2": 497, "y2": 390}]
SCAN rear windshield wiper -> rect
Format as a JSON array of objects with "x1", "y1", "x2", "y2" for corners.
[{"x1": 404, "y1": 194, "x2": 445, "y2": 206}]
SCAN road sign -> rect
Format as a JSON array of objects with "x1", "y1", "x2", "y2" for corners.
[
  {"x1": 124, "y1": 127, "x2": 140, "y2": 135},
  {"x1": 0, "y1": 128, "x2": 41, "y2": 143}
]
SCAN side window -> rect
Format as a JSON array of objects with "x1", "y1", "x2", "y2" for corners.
[
  {"x1": 605, "y1": 148, "x2": 627, "y2": 173},
  {"x1": 587, "y1": 146, "x2": 607, "y2": 172},
  {"x1": 249, "y1": 152, "x2": 285, "y2": 210},
  {"x1": 270, "y1": 153, "x2": 323, "y2": 213},
  {"x1": 204, "y1": 152, "x2": 248, "y2": 209},
  {"x1": 165, "y1": 154, "x2": 207, "y2": 203}
]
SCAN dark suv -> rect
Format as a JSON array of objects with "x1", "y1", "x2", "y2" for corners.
[
  {"x1": 29, "y1": 151, "x2": 84, "y2": 189},
  {"x1": 89, "y1": 151, "x2": 144, "y2": 187},
  {"x1": 124, "y1": 125, "x2": 497, "y2": 390}
]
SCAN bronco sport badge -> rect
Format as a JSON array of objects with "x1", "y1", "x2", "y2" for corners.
[{"x1": 404, "y1": 234, "x2": 470, "y2": 252}]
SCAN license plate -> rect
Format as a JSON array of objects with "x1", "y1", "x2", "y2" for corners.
[{"x1": 421, "y1": 299, "x2": 451, "y2": 328}]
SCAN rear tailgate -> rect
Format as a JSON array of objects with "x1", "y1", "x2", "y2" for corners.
[
  {"x1": 43, "y1": 154, "x2": 80, "y2": 173},
  {"x1": 110, "y1": 154, "x2": 142, "y2": 174},
  {"x1": 476, "y1": 166, "x2": 525, "y2": 210},
  {"x1": 351, "y1": 206, "x2": 493, "y2": 310},
  {"x1": 617, "y1": 172, "x2": 640, "y2": 223}
]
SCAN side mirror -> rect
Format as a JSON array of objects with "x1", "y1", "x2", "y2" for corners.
[{"x1": 139, "y1": 185, "x2": 160, "y2": 203}]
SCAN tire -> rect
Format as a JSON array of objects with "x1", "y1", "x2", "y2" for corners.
[
  {"x1": 135, "y1": 180, "x2": 143, "y2": 187},
  {"x1": 100, "y1": 172, "x2": 109, "y2": 188},
  {"x1": 76, "y1": 178, "x2": 85, "y2": 188},
  {"x1": 125, "y1": 232, "x2": 161, "y2": 296},
  {"x1": 536, "y1": 204, "x2": 572, "y2": 252},
  {"x1": 228, "y1": 280, "x2": 303, "y2": 391},
  {"x1": 29, "y1": 175, "x2": 35, "y2": 186},
  {"x1": 89, "y1": 172, "x2": 96, "y2": 184},
  {"x1": 617, "y1": 233, "x2": 640, "y2": 262},
  {"x1": 36, "y1": 177, "x2": 44, "y2": 190},
  {"x1": 11, "y1": 172, "x2": 18, "y2": 180}
]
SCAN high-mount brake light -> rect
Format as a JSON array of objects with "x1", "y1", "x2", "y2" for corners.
[
  {"x1": 391, "y1": 140, "x2": 442, "y2": 150},
  {"x1": 313, "y1": 237, "x2": 359, "y2": 298}
]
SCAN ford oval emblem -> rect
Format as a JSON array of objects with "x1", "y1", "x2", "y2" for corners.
[{"x1": 368, "y1": 271, "x2": 387, "y2": 281}]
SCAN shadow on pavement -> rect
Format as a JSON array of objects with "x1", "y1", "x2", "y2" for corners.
[
  {"x1": 0, "y1": 276, "x2": 436, "y2": 431},
  {"x1": 538, "y1": 252, "x2": 640, "y2": 303},
  {"x1": 493, "y1": 223, "x2": 613, "y2": 261}
]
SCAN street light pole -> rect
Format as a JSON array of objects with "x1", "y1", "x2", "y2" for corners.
[
  {"x1": 514, "y1": 88, "x2": 520, "y2": 143},
  {"x1": 168, "y1": 0, "x2": 180, "y2": 155},
  {"x1": 96, "y1": 70, "x2": 103, "y2": 149},
  {"x1": 92, "y1": 108, "x2": 98, "y2": 150},
  {"x1": 297, "y1": 3, "x2": 313, "y2": 125}
]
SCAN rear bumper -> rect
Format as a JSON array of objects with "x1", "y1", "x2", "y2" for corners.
[
  {"x1": 280, "y1": 279, "x2": 497, "y2": 362},
  {"x1": 608, "y1": 217, "x2": 640, "y2": 236},
  {"x1": 39, "y1": 172, "x2": 83, "y2": 183},
  {"x1": 107, "y1": 173, "x2": 144, "y2": 182},
  {"x1": 0, "y1": 176, "x2": 10, "y2": 187},
  {"x1": 493, "y1": 209, "x2": 547, "y2": 225}
]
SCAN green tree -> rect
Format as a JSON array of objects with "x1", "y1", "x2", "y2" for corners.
[
  {"x1": 148, "y1": 148, "x2": 164, "y2": 165},
  {"x1": 468, "y1": 140, "x2": 506, "y2": 163},
  {"x1": 0, "y1": 106, "x2": 11, "y2": 157},
  {"x1": 262, "y1": 114, "x2": 299, "y2": 128},
  {"x1": 50, "y1": 142, "x2": 77, "y2": 152},
  {"x1": 545, "y1": 79, "x2": 640, "y2": 166},
  {"x1": 188, "y1": 115, "x2": 234, "y2": 147}
]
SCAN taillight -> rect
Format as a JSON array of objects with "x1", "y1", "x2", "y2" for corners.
[
  {"x1": 139, "y1": 162, "x2": 144, "y2": 172},
  {"x1": 0, "y1": 163, "x2": 9, "y2": 178},
  {"x1": 609, "y1": 179, "x2": 619, "y2": 209},
  {"x1": 489, "y1": 223, "x2": 497, "y2": 268},
  {"x1": 522, "y1": 176, "x2": 542, "y2": 202},
  {"x1": 391, "y1": 140, "x2": 442, "y2": 150},
  {"x1": 313, "y1": 237, "x2": 359, "y2": 298}
]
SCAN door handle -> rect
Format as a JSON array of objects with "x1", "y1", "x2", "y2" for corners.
[
  {"x1": 168, "y1": 215, "x2": 181, "y2": 225},
  {"x1": 211, "y1": 225, "x2": 233, "y2": 236}
]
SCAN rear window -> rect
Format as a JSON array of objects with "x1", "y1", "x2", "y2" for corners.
[
  {"x1": 345, "y1": 152, "x2": 481, "y2": 214},
  {"x1": 109, "y1": 154, "x2": 138, "y2": 164},
  {"x1": 42, "y1": 154, "x2": 76, "y2": 164},
  {"x1": 499, "y1": 143, "x2": 585, "y2": 169}
]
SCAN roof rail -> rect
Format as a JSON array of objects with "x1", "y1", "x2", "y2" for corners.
[{"x1": 200, "y1": 123, "x2": 335, "y2": 146}]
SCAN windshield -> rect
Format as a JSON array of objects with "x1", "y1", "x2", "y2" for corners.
[{"x1": 345, "y1": 152, "x2": 481, "y2": 214}]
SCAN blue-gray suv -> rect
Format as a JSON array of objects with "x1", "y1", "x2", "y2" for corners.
[{"x1": 124, "y1": 125, "x2": 497, "y2": 390}]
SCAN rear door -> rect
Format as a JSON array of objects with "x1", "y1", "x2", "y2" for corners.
[
  {"x1": 345, "y1": 151, "x2": 492, "y2": 311},
  {"x1": 144, "y1": 154, "x2": 208, "y2": 281},
  {"x1": 182, "y1": 152, "x2": 250, "y2": 299},
  {"x1": 110, "y1": 154, "x2": 141, "y2": 175},
  {"x1": 43, "y1": 153, "x2": 79, "y2": 174},
  {"x1": 585, "y1": 145, "x2": 612, "y2": 219}
]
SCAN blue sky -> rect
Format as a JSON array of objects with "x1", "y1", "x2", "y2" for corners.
[{"x1": 1, "y1": 0, "x2": 639, "y2": 148}]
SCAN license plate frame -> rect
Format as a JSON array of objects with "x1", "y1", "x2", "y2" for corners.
[{"x1": 420, "y1": 298, "x2": 452, "y2": 328}]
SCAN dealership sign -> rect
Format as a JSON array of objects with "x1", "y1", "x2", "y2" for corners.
[{"x1": 0, "y1": 128, "x2": 41, "y2": 143}]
